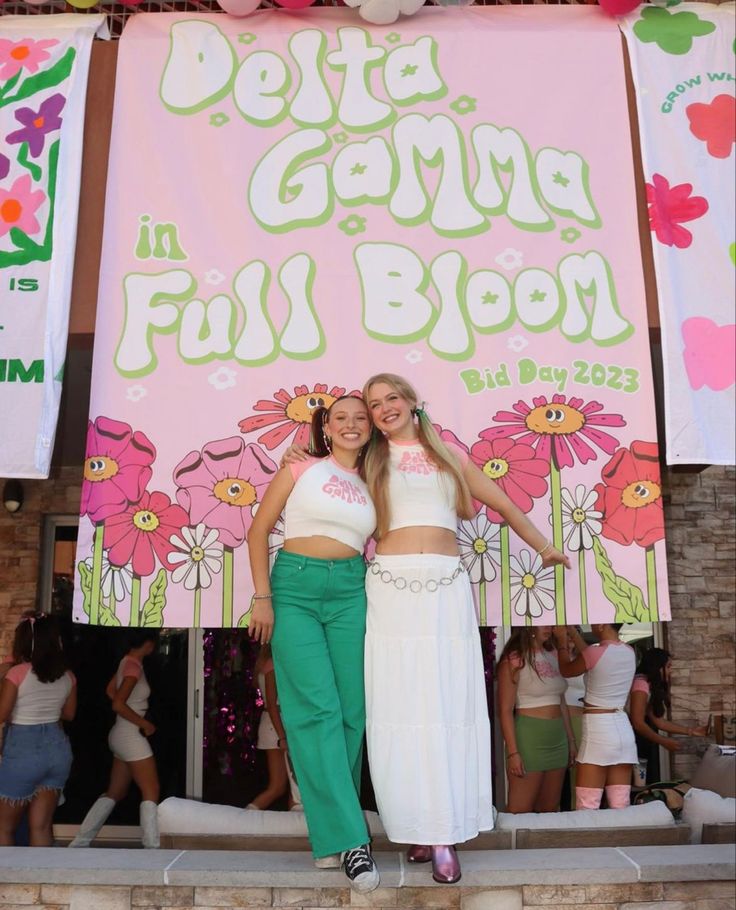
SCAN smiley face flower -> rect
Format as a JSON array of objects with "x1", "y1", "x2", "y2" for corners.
[
  {"x1": 594, "y1": 441, "x2": 664, "y2": 548},
  {"x1": 104, "y1": 491, "x2": 189, "y2": 578},
  {"x1": 239, "y1": 383, "x2": 353, "y2": 449}
]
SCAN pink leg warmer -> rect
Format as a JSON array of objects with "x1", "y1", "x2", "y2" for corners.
[
  {"x1": 605, "y1": 785, "x2": 631, "y2": 809},
  {"x1": 575, "y1": 787, "x2": 603, "y2": 809}
]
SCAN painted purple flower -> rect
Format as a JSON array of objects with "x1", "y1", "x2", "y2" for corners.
[
  {"x1": 6, "y1": 93, "x2": 65, "y2": 159},
  {"x1": 174, "y1": 437, "x2": 277, "y2": 548},
  {"x1": 0, "y1": 154, "x2": 8, "y2": 181},
  {"x1": 81, "y1": 416, "x2": 156, "y2": 524}
]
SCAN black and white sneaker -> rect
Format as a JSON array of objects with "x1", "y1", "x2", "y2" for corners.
[{"x1": 342, "y1": 844, "x2": 380, "y2": 893}]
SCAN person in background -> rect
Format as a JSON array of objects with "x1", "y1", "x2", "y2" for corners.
[
  {"x1": 0, "y1": 614, "x2": 76, "y2": 846},
  {"x1": 555, "y1": 624, "x2": 637, "y2": 810},
  {"x1": 629, "y1": 648, "x2": 707, "y2": 755},
  {"x1": 563, "y1": 635, "x2": 586, "y2": 809},
  {"x1": 247, "y1": 644, "x2": 295, "y2": 810},
  {"x1": 497, "y1": 627, "x2": 576, "y2": 813},
  {"x1": 248, "y1": 395, "x2": 379, "y2": 893},
  {"x1": 70, "y1": 630, "x2": 160, "y2": 848}
]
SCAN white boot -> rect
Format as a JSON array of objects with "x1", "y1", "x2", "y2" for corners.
[
  {"x1": 69, "y1": 796, "x2": 116, "y2": 847},
  {"x1": 140, "y1": 800, "x2": 159, "y2": 848}
]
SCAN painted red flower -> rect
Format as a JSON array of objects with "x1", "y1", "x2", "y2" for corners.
[
  {"x1": 686, "y1": 95, "x2": 736, "y2": 160},
  {"x1": 594, "y1": 441, "x2": 664, "y2": 548},
  {"x1": 238, "y1": 384, "x2": 355, "y2": 450},
  {"x1": 470, "y1": 437, "x2": 550, "y2": 524},
  {"x1": 484, "y1": 395, "x2": 625, "y2": 470},
  {"x1": 104, "y1": 491, "x2": 188, "y2": 577},
  {"x1": 80, "y1": 417, "x2": 156, "y2": 523},
  {"x1": 174, "y1": 436, "x2": 277, "y2": 547},
  {"x1": 646, "y1": 173, "x2": 708, "y2": 249}
]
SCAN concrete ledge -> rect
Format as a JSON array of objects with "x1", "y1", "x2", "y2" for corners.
[{"x1": 0, "y1": 844, "x2": 732, "y2": 888}]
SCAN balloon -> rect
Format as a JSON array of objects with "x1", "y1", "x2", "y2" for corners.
[
  {"x1": 66, "y1": 0, "x2": 99, "y2": 9},
  {"x1": 273, "y1": 0, "x2": 317, "y2": 8},
  {"x1": 598, "y1": 0, "x2": 641, "y2": 15},
  {"x1": 218, "y1": 0, "x2": 261, "y2": 15},
  {"x1": 432, "y1": 0, "x2": 476, "y2": 7}
]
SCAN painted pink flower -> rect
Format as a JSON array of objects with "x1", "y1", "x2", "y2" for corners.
[
  {"x1": 80, "y1": 417, "x2": 156, "y2": 524},
  {"x1": 174, "y1": 437, "x2": 277, "y2": 547},
  {"x1": 646, "y1": 173, "x2": 708, "y2": 249},
  {"x1": 104, "y1": 491, "x2": 188, "y2": 577},
  {"x1": 686, "y1": 95, "x2": 736, "y2": 160},
  {"x1": 0, "y1": 37, "x2": 59, "y2": 81},
  {"x1": 594, "y1": 441, "x2": 664, "y2": 549},
  {"x1": 432, "y1": 422, "x2": 469, "y2": 456},
  {"x1": 484, "y1": 395, "x2": 626, "y2": 470},
  {"x1": 470, "y1": 437, "x2": 550, "y2": 523},
  {"x1": 239, "y1": 383, "x2": 355, "y2": 450},
  {"x1": 0, "y1": 174, "x2": 45, "y2": 238}
]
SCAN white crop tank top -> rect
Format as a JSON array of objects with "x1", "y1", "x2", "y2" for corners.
[
  {"x1": 582, "y1": 640, "x2": 636, "y2": 708},
  {"x1": 285, "y1": 457, "x2": 376, "y2": 552},
  {"x1": 508, "y1": 649, "x2": 567, "y2": 708},
  {"x1": 386, "y1": 440, "x2": 468, "y2": 533}
]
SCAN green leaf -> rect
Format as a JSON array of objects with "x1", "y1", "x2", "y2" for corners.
[
  {"x1": 100, "y1": 601, "x2": 121, "y2": 627},
  {"x1": 237, "y1": 609, "x2": 252, "y2": 629},
  {"x1": 17, "y1": 142, "x2": 42, "y2": 182},
  {"x1": 77, "y1": 560, "x2": 92, "y2": 618},
  {"x1": 0, "y1": 71, "x2": 23, "y2": 102},
  {"x1": 0, "y1": 48, "x2": 77, "y2": 111},
  {"x1": 141, "y1": 569, "x2": 167, "y2": 628},
  {"x1": 592, "y1": 537, "x2": 650, "y2": 623}
]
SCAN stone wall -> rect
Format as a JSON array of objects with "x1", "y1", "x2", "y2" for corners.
[
  {"x1": 0, "y1": 881, "x2": 734, "y2": 910},
  {"x1": 0, "y1": 465, "x2": 733, "y2": 780}
]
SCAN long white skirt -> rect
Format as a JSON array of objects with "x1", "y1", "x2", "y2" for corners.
[
  {"x1": 365, "y1": 554, "x2": 494, "y2": 845},
  {"x1": 577, "y1": 711, "x2": 638, "y2": 766}
]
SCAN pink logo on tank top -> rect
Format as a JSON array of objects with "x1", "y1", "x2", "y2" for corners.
[
  {"x1": 533, "y1": 654, "x2": 560, "y2": 680},
  {"x1": 397, "y1": 450, "x2": 436, "y2": 474},
  {"x1": 322, "y1": 475, "x2": 367, "y2": 505}
]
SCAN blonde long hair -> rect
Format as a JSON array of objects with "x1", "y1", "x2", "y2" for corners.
[{"x1": 362, "y1": 373, "x2": 474, "y2": 538}]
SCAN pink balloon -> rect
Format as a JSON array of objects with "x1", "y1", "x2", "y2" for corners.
[
  {"x1": 598, "y1": 0, "x2": 640, "y2": 15},
  {"x1": 218, "y1": 0, "x2": 261, "y2": 15},
  {"x1": 273, "y1": 0, "x2": 317, "y2": 8}
]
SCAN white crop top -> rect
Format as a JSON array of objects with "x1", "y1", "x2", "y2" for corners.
[
  {"x1": 114, "y1": 656, "x2": 150, "y2": 719},
  {"x1": 5, "y1": 663, "x2": 75, "y2": 725},
  {"x1": 285, "y1": 457, "x2": 375, "y2": 552},
  {"x1": 582, "y1": 640, "x2": 636, "y2": 708},
  {"x1": 386, "y1": 440, "x2": 468, "y2": 533},
  {"x1": 508, "y1": 649, "x2": 567, "y2": 708}
]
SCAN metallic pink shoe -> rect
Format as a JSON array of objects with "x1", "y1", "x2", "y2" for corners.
[
  {"x1": 430, "y1": 845, "x2": 461, "y2": 884},
  {"x1": 406, "y1": 845, "x2": 432, "y2": 863}
]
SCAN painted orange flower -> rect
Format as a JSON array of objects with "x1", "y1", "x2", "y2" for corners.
[{"x1": 238, "y1": 383, "x2": 355, "y2": 449}]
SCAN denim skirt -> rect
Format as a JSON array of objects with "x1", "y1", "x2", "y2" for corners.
[{"x1": 0, "y1": 722, "x2": 72, "y2": 803}]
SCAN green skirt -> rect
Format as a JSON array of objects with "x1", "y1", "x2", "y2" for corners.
[{"x1": 513, "y1": 714, "x2": 568, "y2": 772}]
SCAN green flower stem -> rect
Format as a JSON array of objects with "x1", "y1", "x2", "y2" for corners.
[
  {"x1": 500, "y1": 524, "x2": 511, "y2": 627},
  {"x1": 646, "y1": 546, "x2": 659, "y2": 622},
  {"x1": 578, "y1": 549, "x2": 588, "y2": 626},
  {"x1": 109, "y1": 589, "x2": 117, "y2": 622},
  {"x1": 89, "y1": 524, "x2": 104, "y2": 626},
  {"x1": 550, "y1": 459, "x2": 566, "y2": 625},
  {"x1": 129, "y1": 576, "x2": 141, "y2": 627},
  {"x1": 193, "y1": 586, "x2": 202, "y2": 628},
  {"x1": 478, "y1": 579, "x2": 487, "y2": 627},
  {"x1": 525, "y1": 612, "x2": 533, "y2": 628},
  {"x1": 222, "y1": 547, "x2": 234, "y2": 628}
]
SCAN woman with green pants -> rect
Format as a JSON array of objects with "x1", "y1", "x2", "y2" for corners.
[{"x1": 247, "y1": 395, "x2": 379, "y2": 894}]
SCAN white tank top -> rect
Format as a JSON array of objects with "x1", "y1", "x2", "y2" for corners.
[
  {"x1": 386, "y1": 440, "x2": 467, "y2": 533},
  {"x1": 582, "y1": 641, "x2": 636, "y2": 708},
  {"x1": 285, "y1": 457, "x2": 375, "y2": 552},
  {"x1": 5, "y1": 663, "x2": 75, "y2": 725},
  {"x1": 508, "y1": 649, "x2": 567, "y2": 708},
  {"x1": 114, "y1": 656, "x2": 150, "y2": 718}
]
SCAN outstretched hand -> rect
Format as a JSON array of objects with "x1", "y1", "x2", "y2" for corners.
[{"x1": 541, "y1": 546, "x2": 571, "y2": 570}]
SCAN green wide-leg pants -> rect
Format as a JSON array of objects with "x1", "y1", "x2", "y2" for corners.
[{"x1": 270, "y1": 550, "x2": 368, "y2": 858}]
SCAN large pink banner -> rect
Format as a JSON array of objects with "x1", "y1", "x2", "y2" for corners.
[{"x1": 74, "y1": 6, "x2": 670, "y2": 629}]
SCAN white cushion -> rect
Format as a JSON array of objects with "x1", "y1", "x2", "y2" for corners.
[
  {"x1": 497, "y1": 800, "x2": 674, "y2": 831},
  {"x1": 681, "y1": 787, "x2": 736, "y2": 844},
  {"x1": 158, "y1": 797, "x2": 386, "y2": 837}
]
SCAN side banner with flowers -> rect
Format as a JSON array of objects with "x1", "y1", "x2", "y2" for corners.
[
  {"x1": 74, "y1": 6, "x2": 670, "y2": 628},
  {"x1": 0, "y1": 14, "x2": 108, "y2": 478},
  {"x1": 622, "y1": 3, "x2": 735, "y2": 466}
]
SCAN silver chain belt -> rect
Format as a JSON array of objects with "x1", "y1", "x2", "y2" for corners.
[{"x1": 367, "y1": 559, "x2": 465, "y2": 593}]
